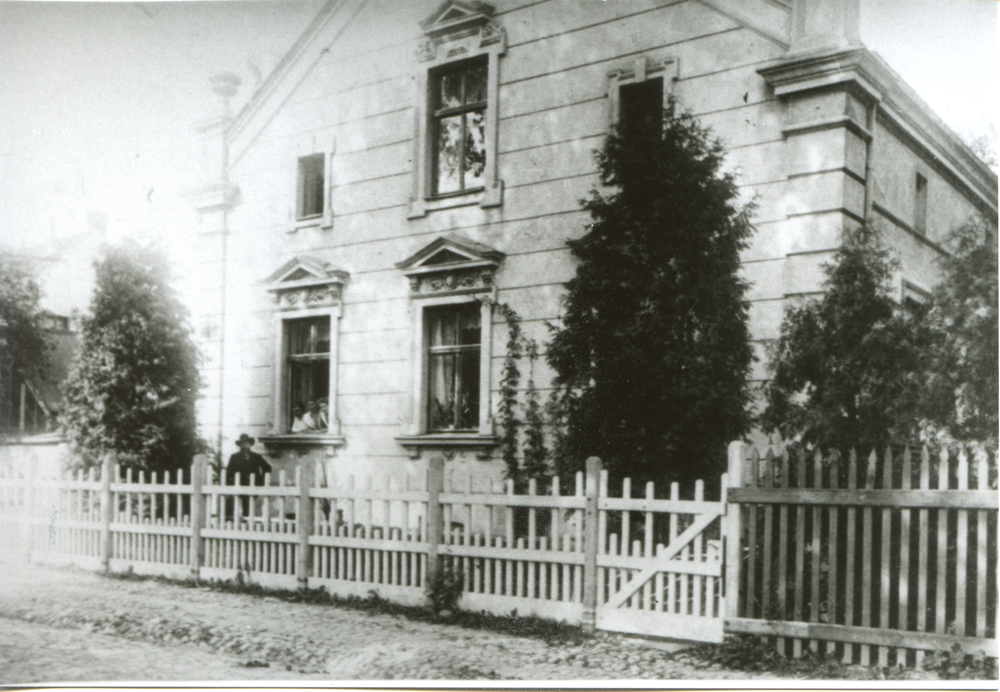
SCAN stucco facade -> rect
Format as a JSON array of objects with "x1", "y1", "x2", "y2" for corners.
[{"x1": 188, "y1": 0, "x2": 997, "y2": 480}]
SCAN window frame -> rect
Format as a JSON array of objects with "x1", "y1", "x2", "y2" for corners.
[
  {"x1": 607, "y1": 56, "x2": 678, "y2": 128},
  {"x1": 424, "y1": 301, "x2": 483, "y2": 432},
  {"x1": 262, "y1": 259, "x2": 348, "y2": 452},
  {"x1": 429, "y1": 57, "x2": 489, "y2": 198},
  {"x1": 296, "y1": 153, "x2": 327, "y2": 222},
  {"x1": 408, "y1": 16, "x2": 505, "y2": 218},
  {"x1": 284, "y1": 315, "x2": 332, "y2": 433},
  {"x1": 394, "y1": 235, "x2": 504, "y2": 458},
  {"x1": 272, "y1": 307, "x2": 340, "y2": 438},
  {"x1": 408, "y1": 293, "x2": 494, "y2": 441},
  {"x1": 289, "y1": 137, "x2": 334, "y2": 233}
]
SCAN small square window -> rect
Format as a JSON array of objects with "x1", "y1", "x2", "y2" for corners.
[
  {"x1": 297, "y1": 154, "x2": 326, "y2": 220},
  {"x1": 286, "y1": 317, "x2": 330, "y2": 433},
  {"x1": 426, "y1": 303, "x2": 481, "y2": 431},
  {"x1": 431, "y1": 59, "x2": 488, "y2": 197}
]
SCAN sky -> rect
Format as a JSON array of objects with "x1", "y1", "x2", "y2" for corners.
[{"x1": 0, "y1": 0, "x2": 996, "y2": 261}]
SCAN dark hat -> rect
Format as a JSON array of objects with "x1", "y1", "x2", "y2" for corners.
[{"x1": 235, "y1": 433, "x2": 255, "y2": 447}]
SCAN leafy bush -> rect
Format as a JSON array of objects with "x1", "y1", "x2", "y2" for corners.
[{"x1": 425, "y1": 563, "x2": 464, "y2": 614}]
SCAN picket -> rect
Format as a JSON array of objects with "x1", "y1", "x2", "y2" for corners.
[
  {"x1": 3, "y1": 442, "x2": 995, "y2": 657},
  {"x1": 727, "y1": 444, "x2": 998, "y2": 664}
]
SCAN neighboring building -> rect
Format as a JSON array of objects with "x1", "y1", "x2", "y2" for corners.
[{"x1": 187, "y1": 0, "x2": 997, "y2": 480}]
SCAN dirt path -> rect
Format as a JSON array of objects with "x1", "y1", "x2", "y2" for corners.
[{"x1": 0, "y1": 560, "x2": 768, "y2": 683}]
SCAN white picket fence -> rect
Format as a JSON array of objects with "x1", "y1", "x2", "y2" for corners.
[
  {"x1": 0, "y1": 454, "x2": 724, "y2": 640},
  {"x1": 3, "y1": 443, "x2": 992, "y2": 661}
]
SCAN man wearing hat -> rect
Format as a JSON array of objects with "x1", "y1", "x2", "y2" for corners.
[{"x1": 225, "y1": 434, "x2": 272, "y2": 521}]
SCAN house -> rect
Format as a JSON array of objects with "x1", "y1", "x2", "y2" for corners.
[{"x1": 186, "y1": 0, "x2": 997, "y2": 481}]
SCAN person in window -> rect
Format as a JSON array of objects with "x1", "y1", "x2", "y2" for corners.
[
  {"x1": 302, "y1": 399, "x2": 322, "y2": 431},
  {"x1": 316, "y1": 397, "x2": 330, "y2": 431},
  {"x1": 225, "y1": 434, "x2": 271, "y2": 521},
  {"x1": 290, "y1": 403, "x2": 309, "y2": 433}
]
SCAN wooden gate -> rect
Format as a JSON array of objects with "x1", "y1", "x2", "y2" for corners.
[{"x1": 592, "y1": 464, "x2": 726, "y2": 643}]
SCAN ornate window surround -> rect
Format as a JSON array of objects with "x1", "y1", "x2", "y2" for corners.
[
  {"x1": 289, "y1": 134, "x2": 335, "y2": 233},
  {"x1": 394, "y1": 234, "x2": 504, "y2": 458},
  {"x1": 606, "y1": 55, "x2": 679, "y2": 126},
  {"x1": 260, "y1": 257, "x2": 348, "y2": 455},
  {"x1": 408, "y1": 1, "x2": 505, "y2": 219}
]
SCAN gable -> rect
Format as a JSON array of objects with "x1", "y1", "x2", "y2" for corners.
[
  {"x1": 266, "y1": 256, "x2": 349, "y2": 289},
  {"x1": 396, "y1": 234, "x2": 504, "y2": 273},
  {"x1": 420, "y1": 1, "x2": 495, "y2": 38}
]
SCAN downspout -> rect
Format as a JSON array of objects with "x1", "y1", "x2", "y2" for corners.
[{"x1": 214, "y1": 79, "x2": 233, "y2": 457}]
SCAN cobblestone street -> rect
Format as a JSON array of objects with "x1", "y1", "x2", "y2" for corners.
[{"x1": 0, "y1": 561, "x2": 771, "y2": 683}]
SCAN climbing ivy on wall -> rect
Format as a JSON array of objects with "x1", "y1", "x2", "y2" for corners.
[{"x1": 495, "y1": 302, "x2": 549, "y2": 490}]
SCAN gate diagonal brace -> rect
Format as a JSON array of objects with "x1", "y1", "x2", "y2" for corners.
[{"x1": 604, "y1": 509, "x2": 721, "y2": 610}]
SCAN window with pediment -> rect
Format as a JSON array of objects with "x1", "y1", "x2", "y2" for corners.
[
  {"x1": 261, "y1": 257, "x2": 348, "y2": 451},
  {"x1": 394, "y1": 234, "x2": 504, "y2": 458},
  {"x1": 409, "y1": 2, "x2": 505, "y2": 218}
]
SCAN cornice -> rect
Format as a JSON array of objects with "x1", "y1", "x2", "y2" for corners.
[{"x1": 760, "y1": 48, "x2": 997, "y2": 212}]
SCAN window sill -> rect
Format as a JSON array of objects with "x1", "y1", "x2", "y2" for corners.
[
  {"x1": 395, "y1": 433, "x2": 499, "y2": 460},
  {"x1": 259, "y1": 434, "x2": 345, "y2": 456},
  {"x1": 286, "y1": 215, "x2": 328, "y2": 234},
  {"x1": 407, "y1": 181, "x2": 502, "y2": 219}
]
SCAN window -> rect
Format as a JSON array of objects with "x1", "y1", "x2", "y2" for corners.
[
  {"x1": 408, "y1": 3, "x2": 505, "y2": 217},
  {"x1": 297, "y1": 154, "x2": 326, "y2": 220},
  {"x1": 619, "y1": 77, "x2": 663, "y2": 138},
  {"x1": 914, "y1": 173, "x2": 928, "y2": 234},
  {"x1": 606, "y1": 56, "x2": 676, "y2": 130},
  {"x1": 286, "y1": 317, "x2": 330, "y2": 433},
  {"x1": 426, "y1": 303, "x2": 481, "y2": 430},
  {"x1": 901, "y1": 279, "x2": 931, "y2": 315},
  {"x1": 394, "y1": 234, "x2": 503, "y2": 457},
  {"x1": 0, "y1": 362, "x2": 49, "y2": 437},
  {"x1": 432, "y1": 59, "x2": 488, "y2": 196}
]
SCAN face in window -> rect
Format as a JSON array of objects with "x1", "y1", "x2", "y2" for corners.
[{"x1": 287, "y1": 317, "x2": 331, "y2": 433}]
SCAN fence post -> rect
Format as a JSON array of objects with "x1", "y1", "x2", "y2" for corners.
[
  {"x1": 582, "y1": 456, "x2": 602, "y2": 634},
  {"x1": 297, "y1": 460, "x2": 315, "y2": 589},
  {"x1": 190, "y1": 454, "x2": 207, "y2": 579},
  {"x1": 425, "y1": 455, "x2": 445, "y2": 590},
  {"x1": 724, "y1": 441, "x2": 748, "y2": 622},
  {"x1": 100, "y1": 454, "x2": 114, "y2": 573}
]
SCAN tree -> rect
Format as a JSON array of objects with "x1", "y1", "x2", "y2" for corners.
[
  {"x1": 62, "y1": 243, "x2": 202, "y2": 471},
  {"x1": 0, "y1": 255, "x2": 50, "y2": 380},
  {"x1": 0, "y1": 255, "x2": 51, "y2": 432},
  {"x1": 917, "y1": 218, "x2": 998, "y2": 446},
  {"x1": 546, "y1": 97, "x2": 755, "y2": 490},
  {"x1": 760, "y1": 228, "x2": 924, "y2": 452}
]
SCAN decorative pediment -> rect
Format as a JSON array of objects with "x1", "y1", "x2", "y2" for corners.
[
  {"x1": 266, "y1": 256, "x2": 349, "y2": 311},
  {"x1": 416, "y1": 1, "x2": 504, "y2": 61},
  {"x1": 396, "y1": 234, "x2": 503, "y2": 295},
  {"x1": 421, "y1": 1, "x2": 494, "y2": 38}
]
